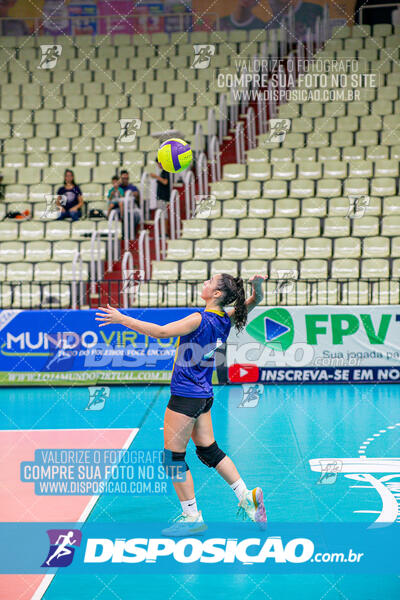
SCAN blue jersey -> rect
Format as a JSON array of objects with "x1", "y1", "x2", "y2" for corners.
[{"x1": 170, "y1": 309, "x2": 231, "y2": 398}]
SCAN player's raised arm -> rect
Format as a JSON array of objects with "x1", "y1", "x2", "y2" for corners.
[{"x1": 95, "y1": 304, "x2": 202, "y2": 339}]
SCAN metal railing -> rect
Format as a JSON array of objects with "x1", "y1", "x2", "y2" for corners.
[{"x1": 2, "y1": 279, "x2": 399, "y2": 310}]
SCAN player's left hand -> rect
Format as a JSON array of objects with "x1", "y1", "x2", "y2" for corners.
[
  {"x1": 95, "y1": 304, "x2": 124, "y2": 327},
  {"x1": 250, "y1": 274, "x2": 266, "y2": 288}
]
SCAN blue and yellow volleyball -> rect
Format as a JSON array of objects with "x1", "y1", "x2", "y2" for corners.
[{"x1": 157, "y1": 138, "x2": 192, "y2": 173}]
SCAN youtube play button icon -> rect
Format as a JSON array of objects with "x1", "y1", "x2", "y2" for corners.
[{"x1": 228, "y1": 364, "x2": 259, "y2": 383}]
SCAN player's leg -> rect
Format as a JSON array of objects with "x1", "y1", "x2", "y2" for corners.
[
  {"x1": 162, "y1": 406, "x2": 207, "y2": 535},
  {"x1": 163, "y1": 406, "x2": 195, "y2": 503},
  {"x1": 192, "y1": 408, "x2": 267, "y2": 524}
]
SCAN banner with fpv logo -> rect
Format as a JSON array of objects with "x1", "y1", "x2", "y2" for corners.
[{"x1": 227, "y1": 306, "x2": 400, "y2": 385}]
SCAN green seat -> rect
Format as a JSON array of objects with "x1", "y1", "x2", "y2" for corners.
[
  {"x1": 324, "y1": 102, "x2": 345, "y2": 117},
  {"x1": 347, "y1": 101, "x2": 369, "y2": 116},
  {"x1": 307, "y1": 132, "x2": 329, "y2": 148},
  {"x1": 331, "y1": 131, "x2": 353, "y2": 147},
  {"x1": 317, "y1": 179, "x2": 341, "y2": 197},
  {"x1": 210, "y1": 260, "x2": 237, "y2": 278},
  {"x1": 343, "y1": 146, "x2": 364, "y2": 160},
  {"x1": 328, "y1": 197, "x2": 350, "y2": 217},
  {"x1": 290, "y1": 180, "x2": 314, "y2": 198},
  {"x1": 371, "y1": 178, "x2": 396, "y2": 196},
  {"x1": 222, "y1": 200, "x2": 247, "y2": 219},
  {"x1": 302, "y1": 198, "x2": 327, "y2": 217},
  {"x1": 209, "y1": 181, "x2": 234, "y2": 200},
  {"x1": 25, "y1": 241, "x2": 51, "y2": 262},
  {"x1": 181, "y1": 219, "x2": 208, "y2": 239},
  {"x1": 294, "y1": 148, "x2": 316, "y2": 162},
  {"x1": 237, "y1": 181, "x2": 261, "y2": 199},
  {"x1": 344, "y1": 178, "x2": 369, "y2": 196},
  {"x1": 152, "y1": 260, "x2": 179, "y2": 280},
  {"x1": 221, "y1": 239, "x2": 248, "y2": 260},
  {"x1": 275, "y1": 199, "x2": 300, "y2": 218},
  {"x1": 360, "y1": 115, "x2": 382, "y2": 132},
  {"x1": 277, "y1": 238, "x2": 303, "y2": 259},
  {"x1": 222, "y1": 163, "x2": 246, "y2": 182},
  {"x1": 362, "y1": 259, "x2": 389, "y2": 279},
  {"x1": 318, "y1": 147, "x2": 340, "y2": 161},
  {"x1": 294, "y1": 218, "x2": 320, "y2": 238},
  {"x1": 210, "y1": 219, "x2": 236, "y2": 239},
  {"x1": 250, "y1": 239, "x2": 276, "y2": 259},
  {"x1": 305, "y1": 238, "x2": 332, "y2": 258},
  {"x1": 352, "y1": 216, "x2": 379, "y2": 237},
  {"x1": 313, "y1": 117, "x2": 335, "y2": 133},
  {"x1": 283, "y1": 133, "x2": 304, "y2": 148},
  {"x1": 270, "y1": 148, "x2": 292, "y2": 163},
  {"x1": 248, "y1": 161, "x2": 271, "y2": 180},
  {"x1": 302, "y1": 103, "x2": 322, "y2": 118},
  {"x1": 248, "y1": 199, "x2": 274, "y2": 218},
  {"x1": 323, "y1": 217, "x2": 350, "y2": 237},
  {"x1": 266, "y1": 218, "x2": 292, "y2": 239},
  {"x1": 363, "y1": 237, "x2": 390, "y2": 258},
  {"x1": 34, "y1": 263, "x2": 62, "y2": 282},
  {"x1": 241, "y1": 260, "x2": 268, "y2": 279},
  {"x1": 292, "y1": 117, "x2": 312, "y2": 133},
  {"x1": 263, "y1": 180, "x2": 287, "y2": 199},
  {"x1": 0, "y1": 241, "x2": 24, "y2": 262},
  {"x1": 19, "y1": 221, "x2": 44, "y2": 241},
  {"x1": 194, "y1": 239, "x2": 220, "y2": 260},
  {"x1": 334, "y1": 237, "x2": 361, "y2": 258},
  {"x1": 180, "y1": 261, "x2": 208, "y2": 281},
  {"x1": 337, "y1": 116, "x2": 358, "y2": 131},
  {"x1": 331, "y1": 259, "x2": 359, "y2": 278},
  {"x1": 324, "y1": 161, "x2": 347, "y2": 178},
  {"x1": 375, "y1": 159, "x2": 399, "y2": 177},
  {"x1": 273, "y1": 162, "x2": 296, "y2": 180},
  {"x1": 238, "y1": 218, "x2": 264, "y2": 239},
  {"x1": 300, "y1": 259, "x2": 328, "y2": 279},
  {"x1": 356, "y1": 130, "x2": 378, "y2": 146},
  {"x1": 383, "y1": 197, "x2": 400, "y2": 215},
  {"x1": 349, "y1": 160, "x2": 373, "y2": 178},
  {"x1": 382, "y1": 216, "x2": 400, "y2": 236}
]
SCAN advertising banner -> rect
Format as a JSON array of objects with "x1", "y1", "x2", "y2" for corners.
[
  {"x1": 0, "y1": 308, "x2": 191, "y2": 386},
  {"x1": 227, "y1": 305, "x2": 400, "y2": 385},
  {"x1": 69, "y1": 2, "x2": 98, "y2": 35}
]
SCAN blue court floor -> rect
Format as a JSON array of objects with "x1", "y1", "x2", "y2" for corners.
[{"x1": 1, "y1": 383, "x2": 399, "y2": 600}]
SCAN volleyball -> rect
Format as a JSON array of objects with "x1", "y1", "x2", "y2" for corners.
[{"x1": 157, "y1": 137, "x2": 192, "y2": 173}]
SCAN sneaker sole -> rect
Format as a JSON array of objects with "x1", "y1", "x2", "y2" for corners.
[{"x1": 253, "y1": 487, "x2": 267, "y2": 525}]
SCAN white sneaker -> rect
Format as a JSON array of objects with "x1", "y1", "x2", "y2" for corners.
[
  {"x1": 237, "y1": 487, "x2": 267, "y2": 526},
  {"x1": 162, "y1": 510, "x2": 208, "y2": 537}
]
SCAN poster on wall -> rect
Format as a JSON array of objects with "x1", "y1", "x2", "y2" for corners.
[
  {"x1": 134, "y1": 3, "x2": 164, "y2": 35},
  {"x1": 226, "y1": 305, "x2": 400, "y2": 385}
]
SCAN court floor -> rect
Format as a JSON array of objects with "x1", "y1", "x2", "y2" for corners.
[{"x1": 0, "y1": 383, "x2": 399, "y2": 600}]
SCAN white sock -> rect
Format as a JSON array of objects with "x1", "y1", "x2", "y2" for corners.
[
  {"x1": 181, "y1": 497, "x2": 198, "y2": 515},
  {"x1": 230, "y1": 478, "x2": 248, "y2": 501}
]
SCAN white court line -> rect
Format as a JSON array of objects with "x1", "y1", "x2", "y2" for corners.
[{"x1": 29, "y1": 427, "x2": 139, "y2": 600}]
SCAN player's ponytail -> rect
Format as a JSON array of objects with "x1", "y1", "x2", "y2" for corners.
[{"x1": 218, "y1": 274, "x2": 248, "y2": 332}]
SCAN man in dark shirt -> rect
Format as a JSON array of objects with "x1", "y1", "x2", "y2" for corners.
[
  {"x1": 119, "y1": 170, "x2": 141, "y2": 227},
  {"x1": 150, "y1": 158, "x2": 171, "y2": 204}
]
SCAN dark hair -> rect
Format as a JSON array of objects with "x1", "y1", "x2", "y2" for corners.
[
  {"x1": 64, "y1": 169, "x2": 75, "y2": 185},
  {"x1": 120, "y1": 170, "x2": 129, "y2": 176},
  {"x1": 112, "y1": 175, "x2": 119, "y2": 181},
  {"x1": 217, "y1": 273, "x2": 247, "y2": 332}
]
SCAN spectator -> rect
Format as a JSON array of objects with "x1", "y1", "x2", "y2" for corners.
[
  {"x1": 56, "y1": 169, "x2": 83, "y2": 221},
  {"x1": 107, "y1": 175, "x2": 125, "y2": 219},
  {"x1": 150, "y1": 157, "x2": 171, "y2": 209},
  {"x1": 119, "y1": 170, "x2": 141, "y2": 227}
]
